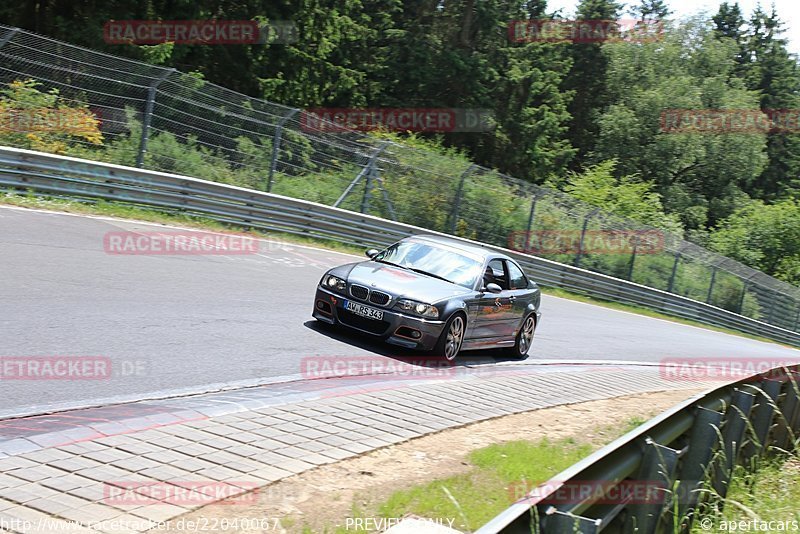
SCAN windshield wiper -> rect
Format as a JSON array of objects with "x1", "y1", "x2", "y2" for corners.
[{"x1": 406, "y1": 267, "x2": 452, "y2": 284}]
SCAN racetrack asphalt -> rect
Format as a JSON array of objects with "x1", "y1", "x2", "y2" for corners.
[{"x1": 1, "y1": 205, "x2": 798, "y2": 415}]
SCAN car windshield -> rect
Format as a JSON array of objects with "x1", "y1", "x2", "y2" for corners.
[{"x1": 374, "y1": 240, "x2": 482, "y2": 289}]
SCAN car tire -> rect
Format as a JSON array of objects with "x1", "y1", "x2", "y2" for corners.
[
  {"x1": 508, "y1": 313, "x2": 536, "y2": 360},
  {"x1": 434, "y1": 313, "x2": 466, "y2": 361}
]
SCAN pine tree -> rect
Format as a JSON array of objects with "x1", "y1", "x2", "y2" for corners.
[{"x1": 562, "y1": 0, "x2": 622, "y2": 169}]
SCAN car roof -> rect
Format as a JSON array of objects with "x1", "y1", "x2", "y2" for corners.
[{"x1": 405, "y1": 234, "x2": 507, "y2": 260}]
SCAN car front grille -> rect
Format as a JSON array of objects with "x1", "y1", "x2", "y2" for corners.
[
  {"x1": 339, "y1": 309, "x2": 390, "y2": 335},
  {"x1": 349, "y1": 284, "x2": 369, "y2": 300},
  {"x1": 368, "y1": 291, "x2": 391, "y2": 306}
]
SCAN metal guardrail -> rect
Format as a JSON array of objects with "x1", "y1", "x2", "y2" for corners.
[
  {"x1": 1, "y1": 146, "x2": 799, "y2": 349},
  {"x1": 477, "y1": 364, "x2": 800, "y2": 533}
]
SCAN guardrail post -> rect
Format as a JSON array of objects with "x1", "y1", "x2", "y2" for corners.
[
  {"x1": 711, "y1": 389, "x2": 755, "y2": 501},
  {"x1": 448, "y1": 164, "x2": 476, "y2": 234},
  {"x1": 266, "y1": 108, "x2": 299, "y2": 192},
  {"x1": 136, "y1": 68, "x2": 175, "y2": 168},
  {"x1": 773, "y1": 372, "x2": 800, "y2": 451},
  {"x1": 675, "y1": 406, "x2": 723, "y2": 533},
  {"x1": 705, "y1": 265, "x2": 718, "y2": 304},
  {"x1": 574, "y1": 209, "x2": 599, "y2": 268},
  {"x1": 741, "y1": 379, "x2": 782, "y2": 465},
  {"x1": 625, "y1": 439, "x2": 680, "y2": 534}
]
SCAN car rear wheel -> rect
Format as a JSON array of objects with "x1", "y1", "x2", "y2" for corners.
[
  {"x1": 434, "y1": 313, "x2": 465, "y2": 361},
  {"x1": 509, "y1": 314, "x2": 536, "y2": 359}
]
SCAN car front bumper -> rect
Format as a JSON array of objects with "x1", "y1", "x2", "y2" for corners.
[{"x1": 312, "y1": 286, "x2": 446, "y2": 351}]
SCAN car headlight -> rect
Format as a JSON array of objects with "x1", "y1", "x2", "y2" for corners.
[
  {"x1": 323, "y1": 274, "x2": 346, "y2": 292},
  {"x1": 396, "y1": 299, "x2": 439, "y2": 318}
]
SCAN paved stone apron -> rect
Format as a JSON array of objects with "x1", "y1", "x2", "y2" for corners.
[{"x1": 0, "y1": 363, "x2": 717, "y2": 533}]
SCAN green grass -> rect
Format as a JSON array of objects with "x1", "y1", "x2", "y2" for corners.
[
  {"x1": 1, "y1": 191, "x2": 792, "y2": 350},
  {"x1": 298, "y1": 417, "x2": 649, "y2": 532},
  {"x1": 691, "y1": 457, "x2": 800, "y2": 532},
  {"x1": 313, "y1": 437, "x2": 593, "y2": 533}
]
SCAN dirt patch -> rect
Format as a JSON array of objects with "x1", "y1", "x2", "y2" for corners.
[{"x1": 159, "y1": 389, "x2": 704, "y2": 534}]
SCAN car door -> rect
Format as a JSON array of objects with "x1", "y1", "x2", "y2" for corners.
[
  {"x1": 468, "y1": 258, "x2": 517, "y2": 341},
  {"x1": 504, "y1": 259, "x2": 535, "y2": 335}
]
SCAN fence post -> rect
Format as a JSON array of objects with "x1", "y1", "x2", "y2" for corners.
[
  {"x1": 449, "y1": 164, "x2": 476, "y2": 234},
  {"x1": 627, "y1": 234, "x2": 639, "y2": 281},
  {"x1": 333, "y1": 141, "x2": 389, "y2": 209},
  {"x1": 524, "y1": 194, "x2": 538, "y2": 252},
  {"x1": 266, "y1": 107, "x2": 300, "y2": 192},
  {"x1": 705, "y1": 265, "x2": 718, "y2": 304},
  {"x1": 667, "y1": 252, "x2": 681, "y2": 293},
  {"x1": 136, "y1": 68, "x2": 175, "y2": 168},
  {"x1": 360, "y1": 162, "x2": 375, "y2": 214},
  {"x1": 574, "y1": 209, "x2": 598, "y2": 268},
  {"x1": 0, "y1": 27, "x2": 20, "y2": 50},
  {"x1": 767, "y1": 290, "x2": 779, "y2": 325},
  {"x1": 794, "y1": 305, "x2": 800, "y2": 332},
  {"x1": 738, "y1": 281, "x2": 750, "y2": 315}
]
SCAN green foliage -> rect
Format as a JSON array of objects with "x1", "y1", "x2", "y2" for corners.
[
  {"x1": 709, "y1": 199, "x2": 800, "y2": 286},
  {"x1": 552, "y1": 160, "x2": 683, "y2": 233},
  {"x1": 0, "y1": 79, "x2": 103, "y2": 154}
]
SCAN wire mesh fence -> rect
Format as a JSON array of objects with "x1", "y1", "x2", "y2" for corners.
[{"x1": 1, "y1": 23, "x2": 798, "y2": 331}]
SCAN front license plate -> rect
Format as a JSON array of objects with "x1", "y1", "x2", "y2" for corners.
[{"x1": 344, "y1": 300, "x2": 384, "y2": 320}]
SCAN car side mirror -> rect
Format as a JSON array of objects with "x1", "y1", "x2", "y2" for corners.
[
  {"x1": 484, "y1": 283, "x2": 502, "y2": 294},
  {"x1": 365, "y1": 248, "x2": 380, "y2": 258}
]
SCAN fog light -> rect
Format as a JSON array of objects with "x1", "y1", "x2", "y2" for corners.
[{"x1": 410, "y1": 331, "x2": 422, "y2": 339}]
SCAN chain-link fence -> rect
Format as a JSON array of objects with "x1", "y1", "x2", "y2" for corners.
[{"x1": 1, "y1": 24, "x2": 798, "y2": 332}]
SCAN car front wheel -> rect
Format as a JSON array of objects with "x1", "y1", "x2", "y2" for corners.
[{"x1": 434, "y1": 313, "x2": 465, "y2": 361}]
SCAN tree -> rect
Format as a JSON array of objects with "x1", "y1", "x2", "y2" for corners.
[
  {"x1": 591, "y1": 18, "x2": 767, "y2": 230},
  {"x1": 551, "y1": 159, "x2": 683, "y2": 232},
  {"x1": 709, "y1": 199, "x2": 800, "y2": 285},
  {"x1": 561, "y1": 0, "x2": 622, "y2": 167},
  {"x1": 631, "y1": 0, "x2": 670, "y2": 20},
  {"x1": 740, "y1": 6, "x2": 800, "y2": 200}
]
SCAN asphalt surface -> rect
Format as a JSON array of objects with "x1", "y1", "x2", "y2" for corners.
[{"x1": 1, "y1": 205, "x2": 799, "y2": 415}]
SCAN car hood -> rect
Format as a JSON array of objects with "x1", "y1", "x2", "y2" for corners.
[{"x1": 342, "y1": 261, "x2": 472, "y2": 303}]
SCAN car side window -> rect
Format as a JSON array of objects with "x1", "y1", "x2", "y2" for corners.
[
  {"x1": 506, "y1": 260, "x2": 528, "y2": 290},
  {"x1": 484, "y1": 259, "x2": 509, "y2": 290}
]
